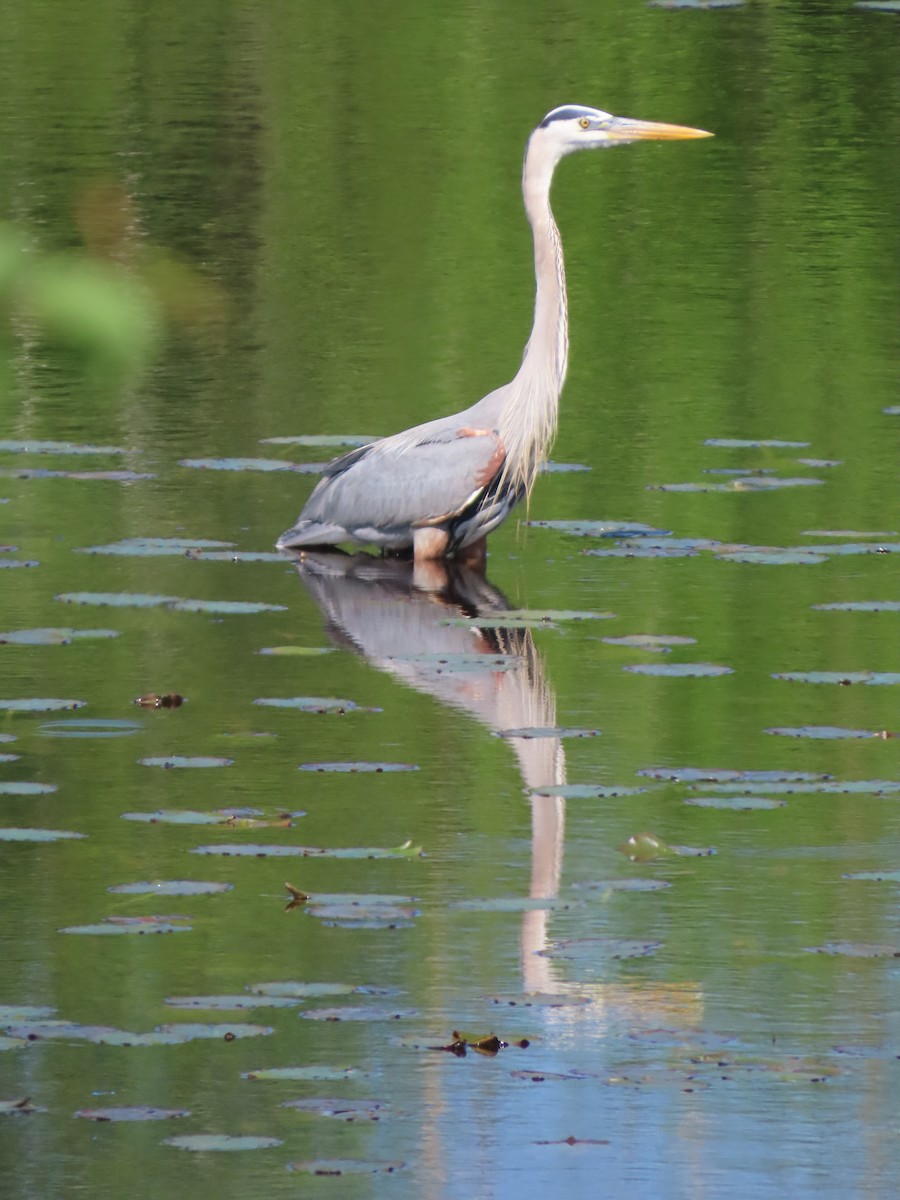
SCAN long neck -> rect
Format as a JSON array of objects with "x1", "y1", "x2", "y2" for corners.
[{"x1": 498, "y1": 142, "x2": 568, "y2": 498}]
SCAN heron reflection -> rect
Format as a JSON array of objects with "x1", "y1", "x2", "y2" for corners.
[{"x1": 293, "y1": 550, "x2": 565, "y2": 989}]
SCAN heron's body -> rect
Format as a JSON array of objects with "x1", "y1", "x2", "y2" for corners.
[{"x1": 277, "y1": 105, "x2": 711, "y2": 562}]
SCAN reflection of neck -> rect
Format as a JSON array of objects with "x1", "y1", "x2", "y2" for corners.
[{"x1": 499, "y1": 143, "x2": 568, "y2": 498}]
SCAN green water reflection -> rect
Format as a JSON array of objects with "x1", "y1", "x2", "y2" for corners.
[{"x1": 2, "y1": 2, "x2": 900, "y2": 1198}]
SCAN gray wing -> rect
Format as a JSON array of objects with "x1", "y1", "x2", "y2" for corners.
[{"x1": 277, "y1": 406, "x2": 509, "y2": 550}]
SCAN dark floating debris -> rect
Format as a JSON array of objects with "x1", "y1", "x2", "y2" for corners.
[
  {"x1": 534, "y1": 1136, "x2": 610, "y2": 1146},
  {"x1": 134, "y1": 693, "x2": 184, "y2": 708}
]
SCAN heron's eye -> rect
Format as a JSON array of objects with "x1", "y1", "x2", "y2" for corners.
[{"x1": 579, "y1": 117, "x2": 591, "y2": 129}]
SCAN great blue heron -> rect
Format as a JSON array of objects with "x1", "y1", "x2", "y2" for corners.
[{"x1": 277, "y1": 104, "x2": 712, "y2": 564}]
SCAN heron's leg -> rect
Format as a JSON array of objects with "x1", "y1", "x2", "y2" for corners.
[
  {"x1": 413, "y1": 526, "x2": 450, "y2": 562},
  {"x1": 457, "y1": 536, "x2": 487, "y2": 573}
]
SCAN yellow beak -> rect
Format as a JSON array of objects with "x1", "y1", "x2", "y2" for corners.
[{"x1": 606, "y1": 117, "x2": 714, "y2": 141}]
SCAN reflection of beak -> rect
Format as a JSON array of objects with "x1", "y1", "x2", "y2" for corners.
[{"x1": 607, "y1": 117, "x2": 713, "y2": 142}]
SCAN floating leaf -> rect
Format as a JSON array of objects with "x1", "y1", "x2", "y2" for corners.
[
  {"x1": 813, "y1": 601, "x2": 900, "y2": 612},
  {"x1": 537, "y1": 936, "x2": 662, "y2": 962},
  {"x1": 693, "y1": 779, "x2": 900, "y2": 796},
  {"x1": 717, "y1": 550, "x2": 827, "y2": 565},
  {"x1": 39, "y1": 719, "x2": 142, "y2": 738},
  {"x1": 583, "y1": 544, "x2": 698, "y2": 559},
  {"x1": 287, "y1": 1159, "x2": 405, "y2": 1175},
  {"x1": 527, "y1": 520, "x2": 668, "y2": 537},
  {"x1": 0, "y1": 782, "x2": 56, "y2": 796},
  {"x1": 603, "y1": 634, "x2": 696, "y2": 649},
  {"x1": 684, "y1": 796, "x2": 786, "y2": 811},
  {"x1": 260, "y1": 434, "x2": 374, "y2": 447},
  {"x1": 0, "y1": 627, "x2": 119, "y2": 645},
  {"x1": 495, "y1": 727, "x2": 599, "y2": 740},
  {"x1": 109, "y1": 880, "x2": 232, "y2": 896},
  {"x1": 704, "y1": 438, "x2": 810, "y2": 448},
  {"x1": 0, "y1": 828, "x2": 85, "y2": 842},
  {"x1": 298, "y1": 761, "x2": 418, "y2": 773},
  {"x1": 623, "y1": 663, "x2": 733, "y2": 678},
  {"x1": 163, "y1": 1134, "x2": 282, "y2": 1152},
  {"x1": 170, "y1": 599, "x2": 287, "y2": 615},
  {"x1": 638, "y1": 767, "x2": 827, "y2": 783},
  {"x1": 254, "y1": 697, "x2": 380, "y2": 713},
  {"x1": 300, "y1": 1006, "x2": 418, "y2": 1022},
  {"x1": 164, "y1": 995, "x2": 300, "y2": 1011},
  {"x1": 773, "y1": 670, "x2": 900, "y2": 686},
  {"x1": 0, "y1": 698, "x2": 87, "y2": 712},
  {"x1": 0, "y1": 439, "x2": 125, "y2": 455},
  {"x1": 843, "y1": 870, "x2": 900, "y2": 883},
  {"x1": 60, "y1": 921, "x2": 190, "y2": 935},
  {"x1": 75, "y1": 537, "x2": 233, "y2": 557},
  {"x1": 257, "y1": 645, "x2": 333, "y2": 657},
  {"x1": 76, "y1": 1106, "x2": 190, "y2": 1122},
  {"x1": 156, "y1": 1023, "x2": 274, "y2": 1040},
  {"x1": 804, "y1": 942, "x2": 900, "y2": 958},
  {"x1": 243, "y1": 1066, "x2": 360, "y2": 1081},
  {"x1": 765, "y1": 726, "x2": 883, "y2": 740},
  {"x1": 281, "y1": 1097, "x2": 389, "y2": 1120},
  {"x1": 571, "y1": 878, "x2": 671, "y2": 893},
  {"x1": 179, "y1": 457, "x2": 320, "y2": 473},
  {"x1": 192, "y1": 841, "x2": 423, "y2": 859},
  {"x1": 532, "y1": 783, "x2": 648, "y2": 799},
  {"x1": 247, "y1": 982, "x2": 359, "y2": 999},
  {"x1": 136, "y1": 757, "x2": 233, "y2": 769},
  {"x1": 448, "y1": 896, "x2": 572, "y2": 913},
  {"x1": 56, "y1": 591, "x2": 179, "y2": 608}
]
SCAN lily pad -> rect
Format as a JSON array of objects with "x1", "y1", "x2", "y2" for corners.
[
  {"x1": 163, "y1": 1134, "x2": 282, "y2": 1151},
  {"x1": 448, "y1": 896, "x2": 572, "y2": 913},
  {"x1": 0, "y1": 828, "x2": 85, "y2": 842},
  {"x1": 247, "y1": 982, "x2": 358, "y2": 999},
  {"x1": 0, "y1": 782, "x2": 56, "y2": 796},
  {"x1": 527, "y1": 520, "x2": 668, "y2": 537},
  {"x1": 623, "y1": 663, "x2": 733, "y2": 678},
  {"x1": 287, "y1": 1159, "x2": 405, "y2": 1175},
  {"x1": 257, "y1": 645, "x2": 333, "y2": 657},
  {"x1": 170, "y1": 599, "x2": 287, "y2": 615},
  {"x1": 0, "y1": 698, "x2": 87, "y2": 712},
  {"x1": 75, "y1": 537, "x2": 234, "y2": 556},
  {"x1": 386, "y1": 652, "x2": 522, "y2": 672},
  {"x1": 717, "y1": 550, "x2": 828, "y2": 565},
  {"x1": 765, "y1": 726, "x2": 883, "y2": 740},
  {"x1": 637, "y1": 767, "x2": 827, "y2": 783},
  {"x1": 0, "y1": 439, "x2": 125, "y2": 455},
  {"x1": 843, "y1": 870, "x2": 900, "y2": 882},
  {"x1": 583, "y1": 544, "x2": 698, "y2": 559},
  {"x1": 772, "y1": 671, "x2": 900, "y2": 686},
  {"x1": 60, "y1": 920, "x2": 190, "y2": 935},
  {"x1": 537, "y1": 936, "x2": 662, "y2": 962},
  {"x1": 703, "y1": 438, "x2": 810, "y2": 448},
  {"x1": 571, "y1": 878, "x2": 671, "y2": 893},
  {"x1": 254, "y1": 696, "x2": 380, "y2": 713},
  {"x1": 192, "y1": 841, "x2": 423, "y2": 859},
  {"x1": 155, "y1": 1023, "x2": 274, "y2": 1040},
  {"x1": 298, "y1": 761, "x2": 418, "y2": 773},
  {"x1": 179, "y1": 457, "x2": 320, "y2": 473},
  {"x1": 300, "y1": 1006, "x2": 418, "y2": 1022},
  {"x1": 0, "y1": 560, "x2": 39, "y2": 569},
  {"x1": 694, "y1": 779, "x2": 900, "y2": 796},
  {"x1": 281, "y1": 1097, "x2": 389, "y2": 1120},
  {"x1": 532, "y1": 783, "x2": 648, "y2": 799},
  {"x1": 804, "y1": 942, "x2": 900, "y2": 958},
  {"x1": 136, "y1": 757, "x2": 233, "y2": 769},
  {"x1": 603, "y1": 634, "x2": 696, "y2": 649},
  {"x1": 0, "y1": 627, "x2": 119, "y2": 645},
  {"x1": 684, "y1": 795, "x2": 785, "y2": 811},
  {"x1": 260, "y1": 434, "x2": 374, "y2": 447},
  {"x1": 243, "y1": 1066, "x2": 360, "y2": 1081},
  {"x1": 0, "y1": 1005, "x2": 57, "y2": 1022},
  {"x1": 38, "y1": 719, "x2": 142, "y2": 738},
  {"x1": 0, "y1": 754, "x2": 18, "y2": 764},
  {"x1": 164, "y1": 995, "x2": 300, "y2": 1010},
  {"x1": 856, "y1": 1, "x2": 900, "y2": 9},
  {"x1": 801, "y1": 542, "x2": 900, "y2": 556},
  {"x1": 813, "y1": 601, "x2": 900, "y2": 612},
  {"x1": 109, "y1": 880, "x2": 233, "y2": 896},
  {"x1": 55, "y1": 591, "x2": 180, "y2": 608},
  {"x1": 495, "y1": 727, "x2": 599, "y2": 740},
  {"x1": 76, "y1": 1106, "x2": 190, "y2": 1122}
]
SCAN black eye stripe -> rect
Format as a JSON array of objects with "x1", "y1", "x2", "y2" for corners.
[{"x1": 539, "y1": 106, "x2": 596, "y2": 128}]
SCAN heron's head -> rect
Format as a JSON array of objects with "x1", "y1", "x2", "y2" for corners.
[{"x1": 532, "y1": 104, "x2": 713, "y2": 164}]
